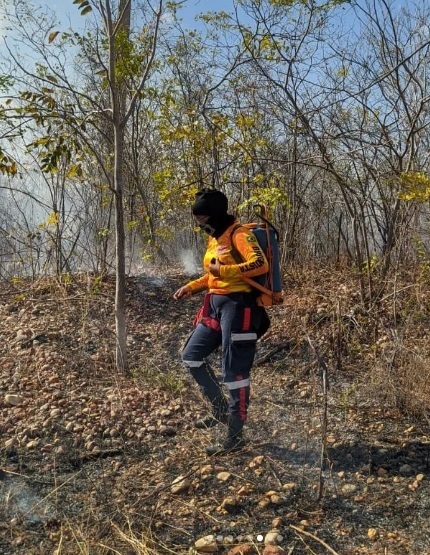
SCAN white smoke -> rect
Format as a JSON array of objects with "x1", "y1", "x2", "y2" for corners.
[{"x1": 179, "y1": 249, "x2": 200, "y2": 275}]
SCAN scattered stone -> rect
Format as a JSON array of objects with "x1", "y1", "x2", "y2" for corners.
[
  {"x1": 367, "y1": 528, "x2": 379, "y2": 540},
  {"x1": 282, "y1": 482, "x2": 297, "y2": 491},
  {"x1": 263, "y1": 546, "x2": 287, "y2": 555},
  {"x1": 159, "y1": 425, "x2": 176, "y2": 436},
  {"x1": 217, "y1": 471, "x2": 231, "y2": 482},
  {"x1": 341, "y1": 483, "x2": 357, "y2": 495},
  {"x1": 237, "y1": 485, "x2": 252, "y2": 496},
  {"x1": 220, "y1": 496, "x2": 239, "y2": 512},
  {"x1": 268, "y1": 493, "x2": 284, "y2": 505},
  {"x1": 249, "y1": 455, "x2": 264, "y2": 468},
  {"x1": 227, "y1": 544, "x2": 257, "y2": 555},
  {"x1": 264, "y1": 530, "x2": 281, "y2": 545},
  {"x1": 26, "y1": 440, "x2": 40, "y2": 449},
  {"x1": 16, "y1": 329, "x2": 29, "y2": 341},
  {"x1": 5, "y1": 438, "x2": 18, "y2": 448},
  {"x1": 399, "y1": 464, "x2": 413, "y2": 476},
  {"x1": 195, "y1": 534, "x2": 218, "y2": 552},
  {"x1": 5, "y1": 394, "x2": 24, "y2": 406},
  {"x1": 200, "y1": 465, "x2": 213, "y2": 476},
  {"x1": 171, "y1": 475, "x2": 191, "y2": 494}
]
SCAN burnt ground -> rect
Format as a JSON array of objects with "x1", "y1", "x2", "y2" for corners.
[{"x1": 0, "y1": 270, "x2": 429, "y2": 555}]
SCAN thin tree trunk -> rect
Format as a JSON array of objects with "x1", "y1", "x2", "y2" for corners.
[{"x1": 114, "y1": 124, "x2": 128, "y2": 373}]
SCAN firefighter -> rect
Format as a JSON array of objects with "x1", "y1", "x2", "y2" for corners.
[{"x1": 173, "y1": 189, "x2": 270, "y2": 455}]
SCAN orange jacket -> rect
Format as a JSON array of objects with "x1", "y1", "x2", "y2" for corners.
[{"x1": 187, "y1": 221, "x2": 269, "y2": 295}]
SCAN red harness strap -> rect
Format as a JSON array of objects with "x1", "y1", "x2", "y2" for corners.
[
  {"x1": 242, "y1": 307, "x2": 251, "y2": 331},
  {"x1": 193, "y1": 293, "x2": 221, "y2": 332}
]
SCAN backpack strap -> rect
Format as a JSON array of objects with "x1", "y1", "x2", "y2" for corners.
[
  {"x1": 229, "y1": 224, "x2": 274, "y2": 299},
  {"x1": 229, "y1": 224, "x2": 245, "y2": 265}
]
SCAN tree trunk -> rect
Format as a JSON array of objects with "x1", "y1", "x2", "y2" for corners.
[{"x1": 114, "y1": 124, "x2": 128, "y2": 373}]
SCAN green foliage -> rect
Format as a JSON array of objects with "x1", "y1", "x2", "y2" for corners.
[
  {"x1": 114, "y1": 28, "x2": 148, "y2": 86},
  {"x1": 268, "y1": 0, "x2": 350, "y2": 6},
  {"x1": 398, "y1": 172, "x2": 430, "y2": 201},
  {"x1": 238, "y1": 185, "x2": 290, "y2": 213},
  {"x1": 362, "y1": 253, "x2": 379, "y2": 273},
  {"x1": 0, "y1": 75, "x2": 13, "y2": 91},
  {"x1": 133, "y1": 366, "x2": 186, "y2": 394},
  {"x1": 89, "y1": 275, "x2": 103, "y2": 294}
]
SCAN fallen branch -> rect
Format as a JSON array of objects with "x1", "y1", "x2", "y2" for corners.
[
  {"x1": 255, "y1": 342, "x2": 293, "y2": 364},
  {"x1": 290, "y1": 525, "x2": 340, "y2": 555},
  {"x1": 306, "y1": 335, "x2": 330, "y2": 502}
]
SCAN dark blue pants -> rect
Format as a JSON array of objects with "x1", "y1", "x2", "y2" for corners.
[{"x1": 182, "y1": 293, "x2": 263, "y2": 421}]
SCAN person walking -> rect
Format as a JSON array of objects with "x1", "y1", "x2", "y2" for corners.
[{"x1": 173, "y1": 188, "x2": 270, "y2": 455}]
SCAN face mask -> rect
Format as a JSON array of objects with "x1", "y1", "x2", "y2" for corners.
[{"x1": 198, "y1": 222, "x2": 216, "y2": 236}]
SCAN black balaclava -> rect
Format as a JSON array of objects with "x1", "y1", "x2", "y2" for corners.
[{"x1": 192, "y1": 188, "x2": 234, "y2": 238}]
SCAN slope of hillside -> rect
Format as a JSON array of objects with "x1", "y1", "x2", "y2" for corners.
[{"x1": 0, "y1": 271, "x2": 429, "y2": 554}]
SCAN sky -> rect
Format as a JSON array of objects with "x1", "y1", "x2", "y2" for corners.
[
  {"x1": 28, "y1": 0, "x2": 234, "y2": 31},
  {"x1": 0, "y1": 0, "x2": 236, "y2": 58}
]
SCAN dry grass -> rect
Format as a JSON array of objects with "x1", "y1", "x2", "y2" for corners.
[{"x1": 1, "y1": 267, "x2": 430, "y2": 554}]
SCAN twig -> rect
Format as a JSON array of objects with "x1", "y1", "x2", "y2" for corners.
[
  {"x1": 290, "y1": 525, "x2": 341, "y2": 555},
  {"x1": 306, "y1": 335, "x2": 329, "y2": 501},
  {"x1": 255, "y1": 342, "x2": 293, "y2": 364}
]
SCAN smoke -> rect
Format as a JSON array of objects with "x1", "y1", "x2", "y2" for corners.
[{"x1": 179, "y1": 249, "x2": 200, "y2": 275}]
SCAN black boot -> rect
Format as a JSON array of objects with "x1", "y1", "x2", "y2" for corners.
[
  {"x1": 195, "y1": 396, "x2": 229, "y2": 429},
  {"x1": 205, "y1": 415, "x2": 246, "y2": 455}
]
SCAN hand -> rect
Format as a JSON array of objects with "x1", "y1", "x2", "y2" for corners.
[
  {"x1": 173, "y1": 285, "x2": 192, "y2": 300},
  {"x1": 208, "y1": 257, "x2": 221, "y2": 277}
]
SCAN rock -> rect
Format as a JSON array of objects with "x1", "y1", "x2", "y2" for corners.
[
  {"x1": 220, "y1": 496, "x2": 238, "y2": 512},
  {"x1": 367, "y1": 528, "x2": 378, "y2": 540},
  {"x1": 399, "y1": 464, "x2": 413, "y2": 476},
  {"x1": 217, "y1": 471, "x2": 231, "y2": 482},
  {"x1": 16, "y1": 329, "x2": 29, "y2": 341},
  {"x1": 272, "y1": 517, "x2": 283, "y2": 528},
  {"x1": 26, "y1": 440, "x2": 40, "y2": 449},
  {"x1": 5, "y1": 438, "x2": 18, "y2": 448},
  {"x1": 171, "y1": 475, "x2": 191, "y2": 494},
  {"x1": 158, "y1": 425, "x2": 176, "y2": 436},
  {"x1": 237, "y1": 485, "x2": 252, "y2": 496},
  {"x1": 195, "y1": 534, "x2": 218, "y2": 552},
  {"x1": 269, "y1": 493, "x2": 284, "y2": 505},
  {"x1": 263, "y1": 546, "x2": 287, "y2": 555},
  {"x1": 227, "y1": 544, "x2": 257, "y2": 555},
  {"x1": 282, "y1": 482, "x2": 297, "y2": 491},
  {"x1": 249, "y1": 455, "x2": 264, "y2": 468},
  {"x1": 264, "y1": 530, "x2": 282, "y2": 545},
  {"x1": 5, "y1": 394, "x2": 24, "y2": 406},
  {"x1": 200, "y1": 465, "x2": 213, "y2": 476},
  {"x1": 341, "y1": 484, "x2": 357, "y2": 495}
]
